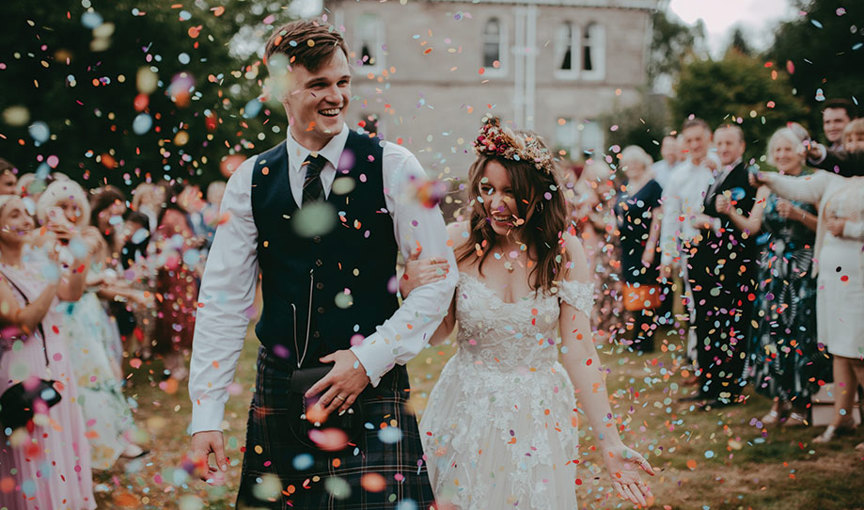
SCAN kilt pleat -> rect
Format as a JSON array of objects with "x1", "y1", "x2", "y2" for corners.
[{"x1": 237, "y1": 347, "x2": 436, "y2": 510}]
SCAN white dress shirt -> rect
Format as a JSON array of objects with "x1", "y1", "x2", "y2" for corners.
[
  {"x1": 188, "y1": 124, "x2": 458, "y2": 434},
  {"x1": 650, "y1": 159, "x2": 676, "y2": 190},
  {"x1": 658, "y1": 156, "x2": 716, "y2": 266}
]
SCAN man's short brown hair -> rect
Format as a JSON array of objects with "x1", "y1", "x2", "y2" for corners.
[
  {"x1": 264, "y1": 19, "x2": 349, "y2": 72},
  {"x1": 682, "y1": 117, "x2": 711, "y2": 134}
]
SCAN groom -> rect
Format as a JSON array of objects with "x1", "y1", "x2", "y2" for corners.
[{"x1": 188, "y1": 19, "x2": 456, "y2": 509}]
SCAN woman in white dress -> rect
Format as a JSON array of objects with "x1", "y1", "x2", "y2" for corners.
[{"x1": 401, "y1": 118, "x2": 654, "y2": 509}]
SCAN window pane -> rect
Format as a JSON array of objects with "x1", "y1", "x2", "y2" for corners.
[
  {"x1": 558, "y1": 23, "x2": 572, "y2": 71},
  {"x1": 582, "y1": 26, "x2": 593, "y2": 72},
  {"x1": 358, "y1": 14, "x2": 379, "y2": 66},
  {"x1": 483, "y1": 19, "x2": 500, "y2": 68}
]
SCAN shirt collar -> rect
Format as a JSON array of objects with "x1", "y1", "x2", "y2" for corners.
[{"x1": 286, "y1": 123, "x2": 349, "y2": 173}]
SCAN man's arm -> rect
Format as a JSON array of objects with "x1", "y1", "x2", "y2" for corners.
[
  {"x1": 350, "y1": 144, "x2": 458, "y2": 384},
  {"x1": 809, "y1": 145, "x2": 864, "y2": 177},
  {"x1": 188, "y1": 158, "x2": 259, "y2": 435}
]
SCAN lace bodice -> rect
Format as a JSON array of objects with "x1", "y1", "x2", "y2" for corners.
[{"x1": 454, "y1": 273, "x2": 593, "y2": 370}]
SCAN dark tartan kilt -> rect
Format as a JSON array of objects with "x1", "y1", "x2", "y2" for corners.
[{"x1": 237, "y1": 347, "x2": 436, "y2": 510}]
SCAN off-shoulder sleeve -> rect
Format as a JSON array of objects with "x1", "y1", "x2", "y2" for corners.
[{"x1": 558, "y1": 280, "x2": 594, "y2": 315}]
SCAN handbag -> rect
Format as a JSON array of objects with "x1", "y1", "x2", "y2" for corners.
[
  {"x1": 623, "y1": 283, "x2": 662, "y2": 312},
  {"x1": 288, "y1": 365, "x2": 364, "y2": 449},
  {"x1": 0, "y1": 271, "x2": 62, "y2": 431}
]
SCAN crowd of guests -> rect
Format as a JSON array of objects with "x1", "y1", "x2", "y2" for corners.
[
  {"x1": 566, "y1": 98, "x2": 863, "y2": 448},
  {"x1": 0, "y1": 162, "x2": 224, "y2": 508}
]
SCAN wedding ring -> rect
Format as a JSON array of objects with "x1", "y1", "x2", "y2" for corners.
[{"x1": 335, "y1": 395, "x2": 346, "y2": 401}]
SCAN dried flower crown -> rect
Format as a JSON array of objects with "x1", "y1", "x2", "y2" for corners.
[{"x1": 473, "y1": 116, "x2": 555, "y2": 174}]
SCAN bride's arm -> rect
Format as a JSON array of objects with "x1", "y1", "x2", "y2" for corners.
[{"x1": 557, "y1": 234, "x2": 654, "y2": 505}]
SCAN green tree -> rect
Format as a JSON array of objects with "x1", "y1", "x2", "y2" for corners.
[
  {"x1": 0, "y1": 0, "x2": 293, "y2": 189},
  {"x1": 768, "y1": 0, "x2": 864, "y2": 133},
  {"x1": 647, "y1": 10, "x2": 707, "y2": 89},
  {"x1": 670, "y1": 52, "x2": 809, "y2": 159},
  {"x1": 727, "y1": 26, "x2": 753, "y2": 57},
  {"x1": 602, "y1": 94, "x2": 671, "y2": 161}
]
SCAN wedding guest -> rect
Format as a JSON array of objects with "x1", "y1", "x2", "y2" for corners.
[
  {"x1": 746, "y1": 127, "x2": 824, "y2": 426},
  {"x1": 614, "y1": 146, "x2": 663, "y2": 351},
  {"x1": 0, "y1": 194, "x2": 96, "y2": 509},
  {"x1": 822, "y1": 98, "x2": 857, "y2": 151},
  {"x1": 659, "y1": 118, "x2": 718, "y2": 382},
  {"x1": 808, "y1": 118, "x2": 864, "y2": 178},
  {"x1": 152, "y1": 181, "x2": 199, "y2": 380},
  {"x1": 650, "y1": 135, "x2": 680, "y2": 189},
  {"x1": 752, "y1": 126, "x2": 864, "y2": 443},
  {"x1": 35, "y1": 180, "x2": 148, "y2": 468},
  {"x1": 686, "y1": 125, "x2": 759, "y2": 408},
  {"x1": 0, "y1": 159, "x2": 17, "y2": 196}
]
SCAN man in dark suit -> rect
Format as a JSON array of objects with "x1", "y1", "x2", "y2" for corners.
[{"x1": 687, "y1": 124, "x2": 760, "y2": 408}]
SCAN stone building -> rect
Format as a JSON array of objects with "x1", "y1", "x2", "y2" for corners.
[{"x1": 325, "y1": 0, "x2": 660, "y2": 178}]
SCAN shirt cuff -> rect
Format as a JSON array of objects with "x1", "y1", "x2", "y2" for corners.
[
  {"x1": 351, "y1": 334, "x2": 396, "y2": 387},
  {"x1": 188, "y1": 397, "x2": 227, "y2": 435}
]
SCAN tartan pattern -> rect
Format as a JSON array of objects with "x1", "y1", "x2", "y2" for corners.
[
  {"x1": 302, "y1": 154, "x2": 326, "y2": 204},
  {"x1": 237, "y1": 347, "x2": 436, "y2": 510}
]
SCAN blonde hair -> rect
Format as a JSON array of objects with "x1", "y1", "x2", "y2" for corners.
[
  {"x1": 619, "y1": 146, "x2": 654, "y2": 174},
  {"x1": 35, "y1": 179, "x2": 91, "y2": 228},
  {"x1": 842, "y1": 118, "x2": 864, "y2": 144},
  {"x1": 766, "y1": 128, "x2": 805, "y2": 167}
]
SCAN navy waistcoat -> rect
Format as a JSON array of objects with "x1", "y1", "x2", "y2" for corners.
[{"x1": 250, "y1": 131, "x2": 399, "y2": 368}]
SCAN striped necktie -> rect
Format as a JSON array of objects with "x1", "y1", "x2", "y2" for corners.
[{"x1": 302, "y1": 154, "x2": 326, "y2": 205}]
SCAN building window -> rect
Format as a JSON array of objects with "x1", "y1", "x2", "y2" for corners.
[
  {"x1": 555, "y1": 22, "x2": 580, "y2": 79},
  {"x1": 558, "y1": 23, "x2": 574, "y2": 71},
  {"x1": 555, "y1": 117, "x2": 578, "y2": 157},
  {"x1": 356, "y1": 13, "x2": 384, "y2": 72},
  {"x1": 580, "y1": 120, "x2": 604, "y2": 154},
  {"x1": 483, "y1": 18, "x2": 503, "y2": 70},
  {"x1": 581, "y1": 23, "x2": 605, "y2": 80}
]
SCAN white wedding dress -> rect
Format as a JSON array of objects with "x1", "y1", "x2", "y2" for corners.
[{"x1": 420, "y1": 273, "x2": 594, "y2": 510}]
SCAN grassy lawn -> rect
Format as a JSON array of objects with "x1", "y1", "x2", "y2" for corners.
[{"x1": 95, "y1": 321, "x2": 864, "y2": 509}]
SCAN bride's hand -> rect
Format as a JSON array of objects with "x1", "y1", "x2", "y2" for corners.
[
  {"x1": 400, "y1": 246, "x2": 450, "y2": 297},
  {"x1": 602, "y1": 444, "x2": 655, "y2": 507}
]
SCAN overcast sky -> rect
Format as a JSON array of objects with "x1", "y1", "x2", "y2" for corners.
[{"x1": 668, "y1": 0, "x2": 798, "y2": 56}]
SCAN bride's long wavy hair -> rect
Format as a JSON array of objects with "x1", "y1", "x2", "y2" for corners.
[{"x1": 456, "y1": 129, "x2": 570, "y2": 293}]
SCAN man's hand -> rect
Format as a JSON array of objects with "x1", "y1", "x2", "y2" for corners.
[
  {"x1": 825, "y1": 216, "x2": 847, "y2": 237},
  {"x1": 190, "y1": 430, "x2": 228, "y2": 482},
  {"x1": 715, "y1": 194, "x2": 732, "y2": 215},
  {"x1": 805, "y1": 141, "x2": 824, "y2": 161},
  {"x1": 306, "y1": 349, "x2": 371, "y2": 415}
]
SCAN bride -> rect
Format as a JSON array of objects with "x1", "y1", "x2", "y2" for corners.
[{"x1": 401, "y1": 118, "x2": 654, "y2": 509}]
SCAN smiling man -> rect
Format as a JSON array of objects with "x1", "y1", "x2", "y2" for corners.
[{"x1": 188, "y1": 19, "x2": 455, "y2": 509}]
